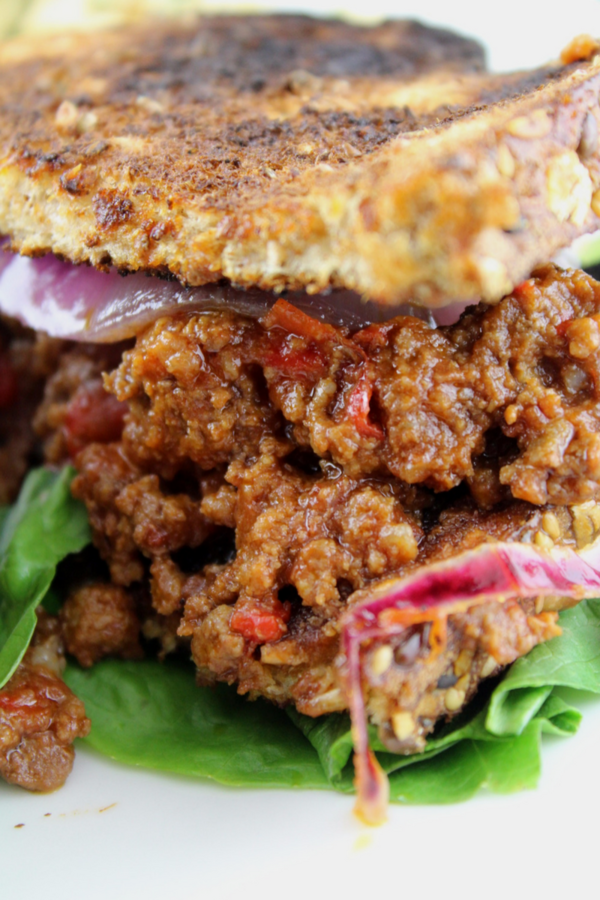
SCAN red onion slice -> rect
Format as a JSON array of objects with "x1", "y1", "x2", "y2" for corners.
[
  {"x1": 0, "y1": 251, "x2": 472, "y2": 341},
  {"x1": 340, "y1": 537, "x2": 600, "y2": 825},
  {"x1": 0, "y1": 252, "x2": 280, "y2": 340}
]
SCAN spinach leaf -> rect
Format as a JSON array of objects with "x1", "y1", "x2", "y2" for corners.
[
  {"x1": 65, "y1": 659, "x2": 329, "y2": 789},
  {"x1": 386, "y1": 721, "x2": 543, "y2": 804},
  {"x1": 385, "y1": 693, "x2": 581, "y2": 803},
  {"x1": 487, "y1": 599, "x2": 600, "y2": 734},
  {"x1": 0, "y1": 466, "x2": 90, "y2": 687},
  {"x1": 64, "y1": 652, "x2": 582, "y2": 802},
  {"x1": 580, "y1": 232, "x2": 600, "y2": 269},
  {"x1": 288, "y1": 683, "x2": 579, "y2": 801}
]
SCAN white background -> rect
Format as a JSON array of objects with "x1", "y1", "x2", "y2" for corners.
[{"x1": 3, "y1": 3, "x2": 600, "y2": 899}]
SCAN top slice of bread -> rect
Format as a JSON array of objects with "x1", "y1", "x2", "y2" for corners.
[{"x1": 0, "y1": 14, "x2": 599, "y2": 305}]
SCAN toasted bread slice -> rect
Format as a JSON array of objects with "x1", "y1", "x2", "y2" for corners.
[{"x1": 0, "y1": 15, "x2": 599, "y2": 305}]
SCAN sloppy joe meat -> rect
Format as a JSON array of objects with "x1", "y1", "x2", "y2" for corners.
[
  {"x1": 5, "y1": 263, "x2": 600, "y2": 790},
  {"x1": 0, "y1": 611, "x2": 90, "y2": 792},
  {"x1": 69, "y1": 265, "x2": 600, "y2": 752},
  {"x1": 109, "y1": 264, "x2": 600, "y2": 504}
]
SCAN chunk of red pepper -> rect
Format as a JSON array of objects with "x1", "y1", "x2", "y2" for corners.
[
  {"x1": 64, "y1": 380, "x2": 127, "y2": 458},
  {"x1": 263, "y1": 339, "x2": 327, "y2": 375},
  {"x1": 344, "y1": 369, "x2": 384, "y2": 440},
  {"x1": 230, "y1": 599, "x2": 291, "y2": 644},
  {"x1": 262, "y1": 299, "x2": 341, "y2": 343},
  {"x1": 513, "y1": 279, "x2": 537, "y2": 302},
  {"x1": 262, "y1": 299, "x2": 365, "y2": 359}
]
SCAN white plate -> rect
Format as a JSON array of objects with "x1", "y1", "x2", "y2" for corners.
[
  {"x1": 3, "y1": 3, "x2": 600, "y2": 898},
  {"x1": 3, "y1": 699, "x2": 600, "y2": 900}
]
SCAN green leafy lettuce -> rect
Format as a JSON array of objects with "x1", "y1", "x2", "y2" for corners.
[
  {"x1": 575, "y1": 231, "x2": 600, "y2": 269},
  {"x1": 3, "y1": 465, "x2": 600, "y2": 803},
  {"x1": 65, "y1": 659, "x2": 330, "y2": 789},
  {"x1": 0, "y1": 466, "x2": 91, "y2": 687},
  {"x1": 65, "y1": 602, "x2": 600, "y2": 803}
]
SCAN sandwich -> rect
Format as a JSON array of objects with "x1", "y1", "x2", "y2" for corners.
[{"x1": 2, "y1": 14, "x2": 600, "y2": 823}]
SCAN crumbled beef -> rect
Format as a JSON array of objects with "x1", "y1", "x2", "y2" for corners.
[
  {"x1": 34, "y1": 342, "x2": 127, "y2": 462},
  {"x1": 71, "y1": 443, "x2": 146, "y2": 584},
  {"x1": 0, "y1": 320, "x2": 64, "y2": 503},
  {"x1": 266, "y1": 265, "x2": 600, "y2": 502},
  {"x1": 8, "y1": 264, "x2": 600, "y2": 790},
  {"x1": 0, "y1": 611, "x2": 90, "y2": 792},
  {"x1": 186, "y1": 440, "x2": 421, "y2": 620},
  {"x1": 107, "y1": 312, "x2": 280, "y2": 478},
  {"x1": 182, "y1": 480, "x2": 572, "y2": 725},
  {"x1": 107, "y1": 265, "x2": 600, "y2": 505},
  {"x1": 71, "y1": 443, "x2": 215, "y2": 590},
  {"x1": 60, "y1": 582, "x2": 143, "y2": 668},
  {"x1": 68, "y1": 265, "x2": 600, "y2": 739}
]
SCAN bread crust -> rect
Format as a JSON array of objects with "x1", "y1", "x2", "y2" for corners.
[{"x1": 0, "y1": 15, "x2": 599, "y2": 304}]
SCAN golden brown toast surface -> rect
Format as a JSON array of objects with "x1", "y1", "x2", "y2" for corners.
[{"x1": 0, "y1": 15, "x2": 599, "y2": 304}]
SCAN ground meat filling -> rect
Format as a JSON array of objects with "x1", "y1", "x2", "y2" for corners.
[
  {"x1": 0, "y1": 611, "x2": 90, "y2": 792},
  {"x1": 7, "y1": 263, "x2": 600, "y2": 789},
  {"x1": 59, "y1": 265, "x2": 600, "y2": 752},
  {"x1": 0, "y1": 315, "x2": 127, "y2": 504},
  {"x1": 107, "y1": 312, "x2": 280, "y2": 478},
  {"x1": 71, "y1": 442, "x2": 217, "y2": 593},
  {"x1": 0, "y1": 321, "x2": 64, "y2": 503},
  {"x1": 35, "y1": 341, "x2": 128, "y2": 463},
  {"x1": 60, "y1": 582, "x2": 143, "y2": 669},
  {"x1": 180, "y1": 441, "x2": 423, "y2": 713},
  {"x1": 107, "y1": 265, "x2": 600, "y2": 504}
]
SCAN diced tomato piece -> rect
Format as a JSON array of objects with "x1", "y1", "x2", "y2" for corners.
[
  {"x1": 0, "y1": 690, "x2": 34, "y2": 712},
  {"x1": 345, "y1": 369, "x2": 384, "y2": 440},
  {"x1": 64, "y1": 380, "x2": 127, "y2": 458},
  {"x1": 262, "y1": 299, "x2": 340, "y2": 343},
  {"x1": 263, "y1": 340, "x2": 326, "y2": 375},
  {"x1": 261, "y1": 300, "x2": 367, "y2": 368},
  {"x1": 0, "y1": 354, "x2": 18, "y2": 408},
  {"x1": 513, "y1": 279, "x2": 536, "y2": 301},
  {"x1": 230, "y1": 600, "x2": 291, "y2": 644},
  {"x1": 262, "y1": 299, "x2": 365, "y2": 360},
  {"x1": 353, "y1": 322, "x2": 395, "y2": 351}
]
